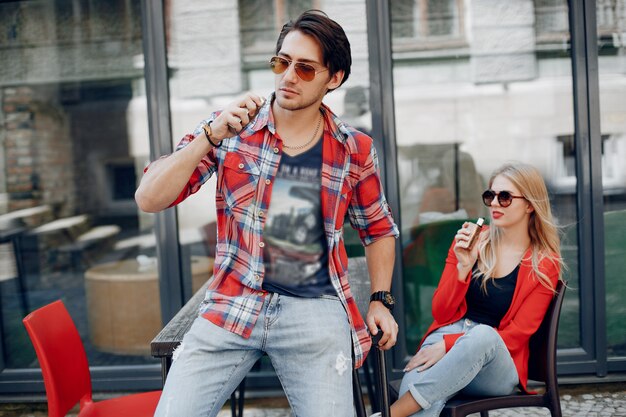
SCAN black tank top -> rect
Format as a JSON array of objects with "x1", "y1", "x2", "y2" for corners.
[{"x1": 464, "y1": 264, "x2": 519, "y2": 328}]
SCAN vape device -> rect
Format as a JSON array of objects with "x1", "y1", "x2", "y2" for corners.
[{"x1": 466, "y1": 217, "x2": 485, "y2": 250}]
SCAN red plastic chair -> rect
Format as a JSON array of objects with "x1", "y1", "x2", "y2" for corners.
[{"x1": 23, "y1": 300, "x2": 161, "y2": 417}]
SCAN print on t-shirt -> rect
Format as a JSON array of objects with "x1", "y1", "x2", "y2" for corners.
[{"x1": 262, "y1": 139, "x2": 333, "y2": 297}]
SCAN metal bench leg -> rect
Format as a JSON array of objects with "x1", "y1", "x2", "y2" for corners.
[{"x1": 161, "y1": 357, "x2": 171, "y2": 387}]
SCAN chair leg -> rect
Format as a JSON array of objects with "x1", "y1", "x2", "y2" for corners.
[
  {"x1": 238, "y1": 377, "x2": 246, "y2": 416},
  {"x1": 550, "y1": 401, "x2": 563, "y2": 417},
  {"x1": 549, "y1": 390, "x2": 563, "y2": 417},
  {"x1": 363, "y1": 356, "x2": 378, "y2": 412},
  {"x1": 353, "y1": 368, "x2": 368, "y2": 417},
  {"x1": 230, "y1": 377, "x2": 247, "y2": 417},
  {"x1": 230, "y1": 392, "x2": 237, "y2": 417},
  {"x1": 480, "y1": 412, "x2": 489, "y2": 417}
]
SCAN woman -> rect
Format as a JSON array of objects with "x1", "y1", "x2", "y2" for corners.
[{"x1": 376, "y1": 162, "x2": 563, "y2": 417}]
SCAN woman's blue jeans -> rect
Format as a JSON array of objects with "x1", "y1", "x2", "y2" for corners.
[
  {"x1": 398, "y1": 319, "x2": 519, "y2": 417},
  {"x1": 154, "y1": 293, "x2": 353, "y2": 417}
]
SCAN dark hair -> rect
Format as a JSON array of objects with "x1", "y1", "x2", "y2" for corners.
[{"x1": 275, "y1": 10, "x2": 351, "y2": 91}]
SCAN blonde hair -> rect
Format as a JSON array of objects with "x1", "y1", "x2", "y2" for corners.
[{"x1": 474, "y1": 162, "x2": 563, "y2": 291}]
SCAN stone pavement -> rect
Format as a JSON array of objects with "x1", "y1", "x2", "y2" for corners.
[
  {"x1": 211, "y1": 383, "x2": 626, "y2": 417},
  {"x1": 2, "y1": 382, "x2": 625, "y2": 416}
]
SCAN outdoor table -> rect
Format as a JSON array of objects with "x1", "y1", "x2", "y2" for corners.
[
  {"x1": 151, "y1": 279, "x2": 209, "y2": 384},
  {"x1": 0, "y1": 226, "x2": 30, "y2": 364},
  {"x1": 0, "y1": 226, "x2": 29, "y2": 313},
  {"x1": 0, "y1": 205, "x2": 52, "y2": 228},
  {"x1": 86, "y1": 256, "x2": 212, "y2": 355}
]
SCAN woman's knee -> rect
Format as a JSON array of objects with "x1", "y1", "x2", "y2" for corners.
[
  {"x1": 470, "y1": 324, "x2": 500, "y2": 341},
  {"x1": 465, "y1": 324, "x2": 503, "y2": 352}
]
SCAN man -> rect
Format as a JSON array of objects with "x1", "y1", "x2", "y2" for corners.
[{"x1": 137, "y1": 10, "x2": 399, "y2": 417}]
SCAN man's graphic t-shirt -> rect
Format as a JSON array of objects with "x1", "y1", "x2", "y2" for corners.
[{"x1": 262, "y1": 138, "x2": 334, "y2": 297}]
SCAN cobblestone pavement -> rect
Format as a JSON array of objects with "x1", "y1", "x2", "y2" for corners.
[
  {"x1": 3, "y1": 383, "x2": 625, "y2": 416},
  {"x1": 216, "y1": 384, "x2": 626, "y2": 417},
  {"x1": 213, "y1": 392, "x2": 626, "y2": 416}
]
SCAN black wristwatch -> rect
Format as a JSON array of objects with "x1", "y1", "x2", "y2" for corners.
[{"x1": 370, "y1": 291, "x2": 395, "y2": 311}]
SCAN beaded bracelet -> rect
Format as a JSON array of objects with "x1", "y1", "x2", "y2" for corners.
[{"x1": 202, "y1": 121, "x2": 222, "y2": 148}]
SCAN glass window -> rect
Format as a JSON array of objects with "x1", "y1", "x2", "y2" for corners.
[
  {"x1": 596, "y1": 0, "x2": 626, "y2": 359},
  {"x1": 391, "y1": 0, "x2": 581, "y2": 352},
  {"x1": 391, "y1": 0, "x2": 466, "y2": 51},
  {"x1": 240, "y1": 0, "x2": 316, "y2": 59},
  {"x1": 0, "y1": 0, "x2": 159, "y2": 371}
]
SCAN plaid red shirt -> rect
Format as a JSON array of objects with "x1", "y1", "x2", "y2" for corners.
[{"x1": 153, "y1": 96, "x2": 399, "y2": 368}]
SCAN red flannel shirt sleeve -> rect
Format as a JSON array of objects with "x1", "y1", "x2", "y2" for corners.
[
  {"x1": 142, "y1": 117, "x2": 219, "y2": 207},
  {"x1": 347, "y1": 140, "x2": 399, "y2": 246}
]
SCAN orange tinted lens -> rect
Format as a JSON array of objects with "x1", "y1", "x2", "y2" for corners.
[
  {"x1": 294, "y1": 63, "x2": 316, "y2": 81},
  {"x1": 270, "y1": 57, "x2": 289, "y2": 74}
]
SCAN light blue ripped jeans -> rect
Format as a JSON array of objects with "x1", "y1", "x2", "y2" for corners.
[
  {"x1": 154, "y1": 293, "x2": 353, "y2": 417},
  {"x1": 398, "y1": 319, "x2": 519, "y2": 417}
]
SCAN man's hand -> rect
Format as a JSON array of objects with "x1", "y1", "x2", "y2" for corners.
[
  {"x1": 403, "y1": 340, "x2": 446, "y2": 372},
  {"x1": 366, "y1": 302, "x2": 398, "y2": 351},
  {"x1": 210, "y1": 93, "x2": 265, "y2": 141}
]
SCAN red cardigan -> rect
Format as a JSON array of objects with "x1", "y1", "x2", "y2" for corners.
[{"x1": 419, "y1": 239, "x2": 560, "y2": 392}]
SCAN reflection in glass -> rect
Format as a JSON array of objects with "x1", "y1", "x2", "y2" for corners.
[
  {"x1": 391, "y1": 0, "x2": 581, "y2": 352},
  {"x1": 597, "y1": 0, "x2": 626, "y2": 358},
  {"x1": 0, "y1": 1, "x2": 158, "y2": 369}
]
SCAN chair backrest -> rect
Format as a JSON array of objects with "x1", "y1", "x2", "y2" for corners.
[
  {"x1": 23, "y1": 300, "x2": 92, "y2": 417},
  {"x1": 527, "y1": 281, "x2": 566, "y2": 385}
]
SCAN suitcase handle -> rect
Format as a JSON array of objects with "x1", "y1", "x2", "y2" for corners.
[
  {"x1": 372, "y1": 327, "x2": 384, "y2": 346},
  {"x1": 371, "y1": 328, "x2": 391, "y2": 417}
]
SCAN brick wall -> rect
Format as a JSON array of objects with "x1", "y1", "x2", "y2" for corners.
[{"x1": 2, "y1": 85, "x2": 75, "y2": 216}]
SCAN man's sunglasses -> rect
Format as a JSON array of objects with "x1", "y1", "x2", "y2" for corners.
[
  {"x1": 269, "y1": 56, "x2": 329, "y2": 82},
  {"x1": 482, "y1": 190, "x2": 526, "y2": 207}
]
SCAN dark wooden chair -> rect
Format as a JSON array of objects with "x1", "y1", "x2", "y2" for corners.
[{"x1": 390, "y1": 280, "x2": 566, "y2": 417}]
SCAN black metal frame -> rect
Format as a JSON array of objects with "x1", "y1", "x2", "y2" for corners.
[
  {"x1": 140, "y1": 0, "x2": 185, "y2": 323},
  {"x1": 563, "y1": 0, "x2": 607, "y2": 376},
  {"x1": 365, "y1": 0, "x2": 408, "y2": 376}
]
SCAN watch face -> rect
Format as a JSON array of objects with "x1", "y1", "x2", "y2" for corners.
[{"x1": 385, "y1": 293, "x2": 395, "y2": 305}]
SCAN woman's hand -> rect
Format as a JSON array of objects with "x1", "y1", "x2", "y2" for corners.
[
  {"x1": 453, "y1": 222, "x2": 483, "y2": 280},
  {"x1": 404, "y1": 340, "x2": 446, "y2": 372}
]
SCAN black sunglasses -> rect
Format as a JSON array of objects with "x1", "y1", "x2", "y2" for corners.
[
  {"x1": 482, "y1": 190, "x2": 526, "y2": 207},
  {"x1": 269, "y1": 56, "x2": 329, "y2": 82}
]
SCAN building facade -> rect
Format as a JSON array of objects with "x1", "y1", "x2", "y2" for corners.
[{"x1": 0, "y1": 0, "x2": 624, "y2": 395}]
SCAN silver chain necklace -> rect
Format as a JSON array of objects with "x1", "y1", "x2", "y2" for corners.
[{"x1": 283, "y1": 113, "x2": 322, "y2": 150}]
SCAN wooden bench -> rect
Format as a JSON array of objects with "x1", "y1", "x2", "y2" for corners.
[
  {"x1": 25, "y1": 215, "x2": 122, "y2": 272},
  {"x1": 87, "y1": 256, "x2": 212, "y2": 355},
  {"x1": 151, "y1": 279, "x2": 209, "y2": 382},
  {"x1": 57, "y1": 224, "x2": 121, "y2": 269}
]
